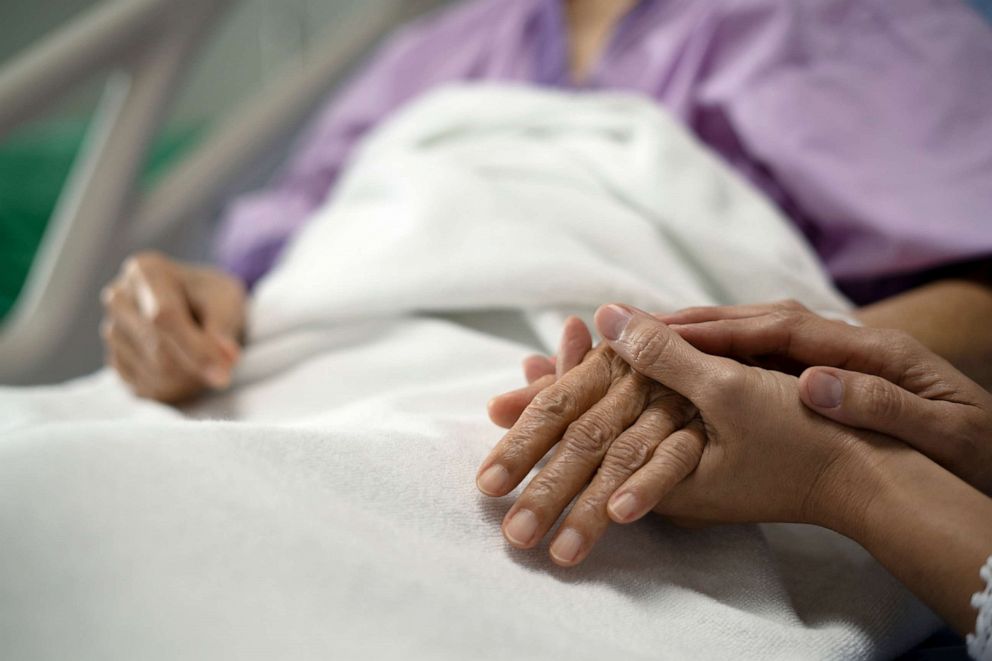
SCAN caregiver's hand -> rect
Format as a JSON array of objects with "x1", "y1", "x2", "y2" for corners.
[
  {"x1": 665, "y1": 300, "x2": 992, "y2": 495},
  {"x1": 589, "y1": 304, "x2": 890, "y2": 528},
  {"x1": 476, "y1": 305, "x2": 883, "y2": 566},
  {"x1": 100, "y1": 252, "x2": 246, "y2": 403},
  {"x1": 601, "y1": 304, "x2": 992, "y2": 639}
]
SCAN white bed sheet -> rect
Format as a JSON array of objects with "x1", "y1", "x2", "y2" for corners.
[{"x1": 0, "y1": 85, "x2": 938, "y2": 660}]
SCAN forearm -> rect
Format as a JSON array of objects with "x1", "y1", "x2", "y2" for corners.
[
  {"x1": 856, "y1": 277, "x2": 992, "y2": 389},
  {"x1": 835, "y1": 446, "x2": 992, "y2": 636}
]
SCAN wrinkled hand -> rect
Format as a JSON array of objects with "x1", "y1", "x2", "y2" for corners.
[
  {"x1": 477, "y1": 320, "x2": 696, "y2": 566},
  {"x1": 487, "y1": 316, "x2": 594, "y2": 429},
  {"x1": 478, "y1": 304, "x2": 889, "y2": 566},
  {"x1": 101, "y1": 251, "x2": 246, "y2": 403},
  {"x1": 664, "y1": 300, "x2": 992, "y2": 495}
]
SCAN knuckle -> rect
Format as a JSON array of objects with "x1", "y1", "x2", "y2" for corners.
[
  {"x1": 861, "y1": 378, "x2": 900, "y2": 419},
  {"x1": 150, "y1": 306, "x2": 178, "y2": 329},
  {"x1": 705, "y1": 367, "x2": 745, "y2": 405},
  {"x1": 659, "y1": 430, "x2": 703, "y2": 478},
  {"x1": 770, "y1": 308, "x2": 803, "y2": 328},
  {"x1": 604, "y1": 435, "x2": 653, "y2": 473},
  {"x1": 566, "y1": 497, "x2": 606, "y2": 525},
  {"x1": 523, "y1": 472, "x2": 564, "y2": 508},
  {"x1": 627, "y1": 327, "x2": 671, "y2": 372},
  {"x1": 531, "y1": 385, "x2": 578, "y2": 421},
  {"x1": 562, "y1": 411, "x2": 614, "y2": 457}
]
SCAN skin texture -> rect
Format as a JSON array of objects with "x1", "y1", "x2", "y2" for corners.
[
  {"x1": 480, "y1": 304, "x2": 992, "y2": 636},
  {"x1": 856, "y1": 276, "x2": 992, "y2": 389},
  {"x1": 479, "y1": 307, "x2": 887, "y2": 565},
  {"x1": 491, "y1": 298, "x2": 992, "y2": 496},
  {"x1": 100, "y1": 252, "x2": 246, "y2": 403},
  {"x1": 478, "y1": 341, "x2": 699, "y2": 563},
  {"x1": 663, "y1": 300, "x2": 992, "y2": 495}
]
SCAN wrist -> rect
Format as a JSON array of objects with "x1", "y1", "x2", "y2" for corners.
[{"x1": 803, "y1": 430, "x2": 902, "y2": 542}]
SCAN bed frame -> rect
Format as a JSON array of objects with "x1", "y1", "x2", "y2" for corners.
[{"x1": 0, "y1": 0, "x2": 445, "y2": 384}]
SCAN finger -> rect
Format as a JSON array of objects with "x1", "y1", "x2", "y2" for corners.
[
  {"x1": 595, "y1": 304, "x2": 741, "y2": 404},
  {"x1": 107, "y1": 341, "x2": 163, "y2": 400},
  {"x1": 669, "y1": 312, "x2": 934, "y2": 392},
  {"x1": 607, "y1": 418, "x2": 707, "y2": 523},
  {"x1": 106, "y1": 287, "x2": 208, "y2": 389},
  {"x1": 477, "y1": 348, "x2": 615, "y2": 496},
  {"x1": 487, "y1": 375, "x2": 555, "y2": 428},
  {"x1": 671, "y1": 313, "x2": 855, "y2": 365},
  {"x1": 799, "y1": 367, "x2": 954, "y2": 464},
  {"x1": 523, "y1": 355, "x2": 555, "y2": 384},
  {"x1": 556, "y1": 316, "x2": 593, "y2": 378},
  {"x1": 186, "y1": 270, "x2": 246, "y2": 350},
  {"x1": 126, "y1": 264, "x2": 232, "y2": 387},
  {"x1": 658, "y1": 300, "x2": 804, "y2": 325},
  {"x1": 209, "y1": 329, "x2": 241, "y2": 364},
  {"x1": 102, "y1": 319, "x2": 156, "y2": 386},
  {"x1": 499, "y1": 373, "x2": 655, "y2": 549},
  {"x1": 107, "y1": 345, "x2": 139, "y2": 388},
  {"x1": 549, "y1": 392, "x2": 691, "y2": 566}
]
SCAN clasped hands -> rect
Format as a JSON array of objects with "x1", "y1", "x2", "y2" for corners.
[{"x1": 477, "y1": 301, "x2": 992, "y2": 567}]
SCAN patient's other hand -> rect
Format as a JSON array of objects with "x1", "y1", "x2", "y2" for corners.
[{"x1": 100, "y1": 251, "x2": 246, "y2": 403}]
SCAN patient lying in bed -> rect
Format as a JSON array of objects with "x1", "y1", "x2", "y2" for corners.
[
  {"x1": 98, "y1": 0, "x2": 992, "y2": 404},
  {"x1": 2, "y1": 83, "x2": 959, "y2": 659}
]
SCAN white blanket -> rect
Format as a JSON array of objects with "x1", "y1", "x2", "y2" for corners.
[{"x1": 0, "y1": 86, "x2": 937, "y2": 660}]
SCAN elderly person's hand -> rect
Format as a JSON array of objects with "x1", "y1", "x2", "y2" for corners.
[
  {"x1": 481, "y1": 304, "x2": 992, "y2": 640},
  {"x1": 486, "y1": 317, "x2": 595, "y2": 429},
  {"x1": 477, "y1": 319, "x2": 697, "y2": 566},
  {"x1": 663, "y1": 300, "x2": 992, "y2": 495},
  {"x1": 101, "y1": 252, "x2": 246, "y2": 403},
  {"x1": 476, "y1": 305, "x2": 889, "y2": 566}
]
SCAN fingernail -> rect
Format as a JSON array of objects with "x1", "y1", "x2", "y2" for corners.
[
  {"x1": 807, "y1": 371, "x2": 843, "y2": 408},
  {"x1": 608, "y1": 492, "x2": 639, "y2": 522},
  {"x1": 504, "y1": 509, "x2": 539, "y2": 546},
  {"x1": 477, "y1": 464, "x2": 509, "y2": 495},
  {"x1": 204, "y1": 366, "x2": 231, "y2": 389},
  {"x1": 598, "y1": 304, "x2": 632, "y2": 341},
  {"x1": 550, "y1": 528, "x2": 584, "y2": 565}
]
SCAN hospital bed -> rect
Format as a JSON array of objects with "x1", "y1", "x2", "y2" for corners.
[
  {"x1": 0, "y1": 2, "x2": 961, "y2": 656},
  {"x1": 0, "y1": 0, "x2": 447, "y2": 385}
]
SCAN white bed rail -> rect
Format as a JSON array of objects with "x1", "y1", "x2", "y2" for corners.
[
  {"x1": 0, "y1": 0, "x2": 442, "y2": 384},
  {"x1": 0, "y1": 0, "x2": 232, "y2": 383}
]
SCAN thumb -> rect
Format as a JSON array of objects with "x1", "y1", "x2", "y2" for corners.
[
  {"x1": 595, "y1": 304, "x2": 739, "y2": 402},
  {"x1": 799, "y1": 367, "x2": 943, "y2": 453}
]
